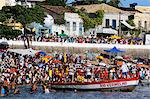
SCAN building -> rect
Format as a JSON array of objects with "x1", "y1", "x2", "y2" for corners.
[
  {"x1": 0, "y1": 0, "x2": 17, "y2": 9},
  {"x1": 16, "y1": 0, "x2": 45, "y2": 8},
  {"x1": 41, "y1": 5, "x2": 84, "y2": 36},
  {"x1": 0, "y1": 0, "x2": 6, "y2": 10},
  {"x1": 64, "y1": 13, "x2": 84, "y2": 36},
  {"x1": 75, "y1": 3, "x2": 134, "y2": 35},
  {"x1": 0, "y1": 0, "x2": 45, "y2": 9},
  {"x1": 134, "y1": 6, "x2": 150, "y2": 32}
]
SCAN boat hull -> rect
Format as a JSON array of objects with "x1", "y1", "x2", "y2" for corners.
[{"x1": 50, "y1": 77, "x2": 139, "y2": 92}]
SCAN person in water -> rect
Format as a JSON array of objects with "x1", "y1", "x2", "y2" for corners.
[
  {"x1": 3, "y1": 78, "x2": 9, "y2": 95},
  {"x1": 42, "y1": 83, "x2": 50, "y2": 93},
  {"x1": 31, "y1": 82, "x2": 38, "y2": 93},
  {"x1": 13, "y1": 88, "x2": 20, "y2": 94},
  {"x1": 0, "y1": 85, "x2": 6, "y2": 96}
]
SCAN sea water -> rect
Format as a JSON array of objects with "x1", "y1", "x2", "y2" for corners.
[{"x1": 0, "y1": 86, "x2": 150, "y2": 99}]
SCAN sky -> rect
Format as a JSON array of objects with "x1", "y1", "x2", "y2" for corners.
[{"x1": 67, "y1": 0, "x2": 150, "y2": 7}]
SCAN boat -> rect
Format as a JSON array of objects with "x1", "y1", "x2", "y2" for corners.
[{"x1": 50, "y1": 77, "x2": 139, "y2": 92}]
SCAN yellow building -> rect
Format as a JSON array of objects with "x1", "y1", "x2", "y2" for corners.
[
  {"x1": 7, "y1": 22, "x2": 23, "y2": 30},
  {"x1": 134, "y1": 6, "x2": 150, "y2": 32},
  {"x1": 0, "y1": 0, "x2": 6, "y2": 10}
]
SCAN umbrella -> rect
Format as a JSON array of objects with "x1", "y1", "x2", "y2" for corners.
[
  {"x1": 42, "y1": 57, "x2": 49, "y2": 63},
  {"x1": 133, "y1": 37, "x2": 142, "y2": 41},
  {"x1": 137, "y1": 63, "x2": 149, "y2": 68},
  {"x1": 96, "y1": 56, "x2": 104, "y2": 60},
  {"x1": 0, "y1": 41, "x2": 9, "y2": 49},
  {"x1": 115, "y1": 56, "x2": 123, "y2": 59},
  {"x1": 53, "y1": 60, "x2": 62, "y2": 63},
  {"x1": 110, "y1": 35, "x2": 121, "y2": 39},
  {"x1": 45, "y1": 56, "x2": 53, "y2": 59},
  {"x1": 104, "y1": 47, "x2": 125, "y2": 53},
  {"x1": 38, "y1": 51, "x2": 46, "y2": 56},
  {"x1": 58, "y1": 33, "x2": 68, "y2": 37}
]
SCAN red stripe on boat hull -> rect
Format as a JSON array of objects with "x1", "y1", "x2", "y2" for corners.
[{"x1": 50, "y1": 77, "x2": 139, "y2": 91}]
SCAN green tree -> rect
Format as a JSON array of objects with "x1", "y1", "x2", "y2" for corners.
[
  {"x1": 107, "y1": 0, "x2": 121, "y2": 8},
  {"x1": 74, "y1": 0, "x2": 105, "y2": 4},
  {"x1": 0, "y1": 25, "x2": 22, "y2": 39},
  {"x1": 127, "y1": 19, "x2": 135, "y2": 26},
  {"x1": 0, "y1": 5, "x2": 45, "y2": 48},
  {"x1": 74, "y1": 0, "x2": 122, "y2": 7},
  {"x1": 46, "y1": 0, "x2": 67, "y2": 6},
  {"x1": 79, "y1": 10, "x2": 104, "y2": 30}
]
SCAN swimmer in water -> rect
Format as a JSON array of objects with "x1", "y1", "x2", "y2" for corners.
[{"x1": 31, "y1": 82, "x2": 38, "y2": 93}]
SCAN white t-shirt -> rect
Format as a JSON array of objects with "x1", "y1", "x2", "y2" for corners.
[
  {"x1": 86, "y1": 68, "x2": 91, "y2": 75},
  {"x1": 121, "y1": 62, "x2": 129, "y2": 73}
]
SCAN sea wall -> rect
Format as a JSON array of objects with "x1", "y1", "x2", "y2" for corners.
[{"x1": 1, "y1": 40, "x2": 150, "y2": 57}]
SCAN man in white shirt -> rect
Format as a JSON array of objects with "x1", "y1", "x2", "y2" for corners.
[{"x1": 121, "y1": 62, "x2": 129, "y2": 78}]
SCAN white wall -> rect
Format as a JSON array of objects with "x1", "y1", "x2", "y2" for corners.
[
  {"x1": 0, "y1": 0, "x2": 5, "y2": 10},
  {"x1": 52, "y1": 24, "x2": 66, "y2": 35},
  {"x1": 134, "y1": 13, "x2": 150, "y2": 31},
  {"x1": 1, "y1": 40, "x2": 150, "y2": 49},
  {"x1": 102, "y1": 13, "x2": 129, "y2": 29},
  {"x1": 65, "y1": 13, "x2": 84, "y2": 36},
  {"x1": 5, "y1": 0, "x2": 16, "y2": 6},
  {"x1": 43, "y1": 13, "x2": 84, "y2": 36}
]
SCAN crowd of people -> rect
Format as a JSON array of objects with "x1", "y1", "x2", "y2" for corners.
[
  {"x1": 4, "y1": 34, "x2": 143, "y2": 45},
  {"x1": 0, "y1": 49, "x2": 149, "y2": 96}
]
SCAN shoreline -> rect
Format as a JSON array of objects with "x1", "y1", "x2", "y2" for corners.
[{"x1": 1, "y1": 40, "x2": 150, "y2": 57}]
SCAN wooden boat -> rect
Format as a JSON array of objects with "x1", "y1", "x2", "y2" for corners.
[{"x1": 50, "y1": 77, "x2": 139, "y2": 92}]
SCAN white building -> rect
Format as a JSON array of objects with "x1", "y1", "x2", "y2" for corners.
[
  {"x1": 0, "y1": 0, "x2": 6, "y2": 10},
  {"x1": 64, "y1": 13, "x2": 84, "y2": 36},
  {"x1": 75, "y1": 3, "x2": 133, "y2": 35},
  {"x1": 0, "y1": 0, "x2": 45, "y2": 9},
  {"x1": 44, "y1": 12, "x2": 84, "y2": 36},
  {"x1": 102, "y1": 13, "x2": 129, "y2": 29}
]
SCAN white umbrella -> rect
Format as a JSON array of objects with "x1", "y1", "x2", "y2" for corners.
[
  {"x1": 115, "y1": 56, "x2": 123, "y2": 59},
  {"x1": 99, "y1": 62, "x2": 106, "y2": 66},
  {"x1": 8, "y1": 48, "x2": 39, "y2": 56}
]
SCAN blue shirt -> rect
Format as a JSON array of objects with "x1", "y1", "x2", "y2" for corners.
[{"x1": 1, "y1": 88, "x2": 6, "y2": 95}]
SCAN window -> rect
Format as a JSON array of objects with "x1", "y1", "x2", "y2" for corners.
[
  {"x1": 66, "y1": 22, "x2": 70, "y2": 31},
  {"x1": 112, "y1": 19, "x2": 116, "y2": 29},
  {"x1": 138, "y1": 21, "x2": 141, "y2": 28},
  {"x1": 105, "y1": 19, "x2": 110, "y2": 28},
  {"x1": 144, "y1": 21, "x2": 147, "y2": 31},
  {"x1": 73, "y1": 22, "x2": 76, "y2": 31}
]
